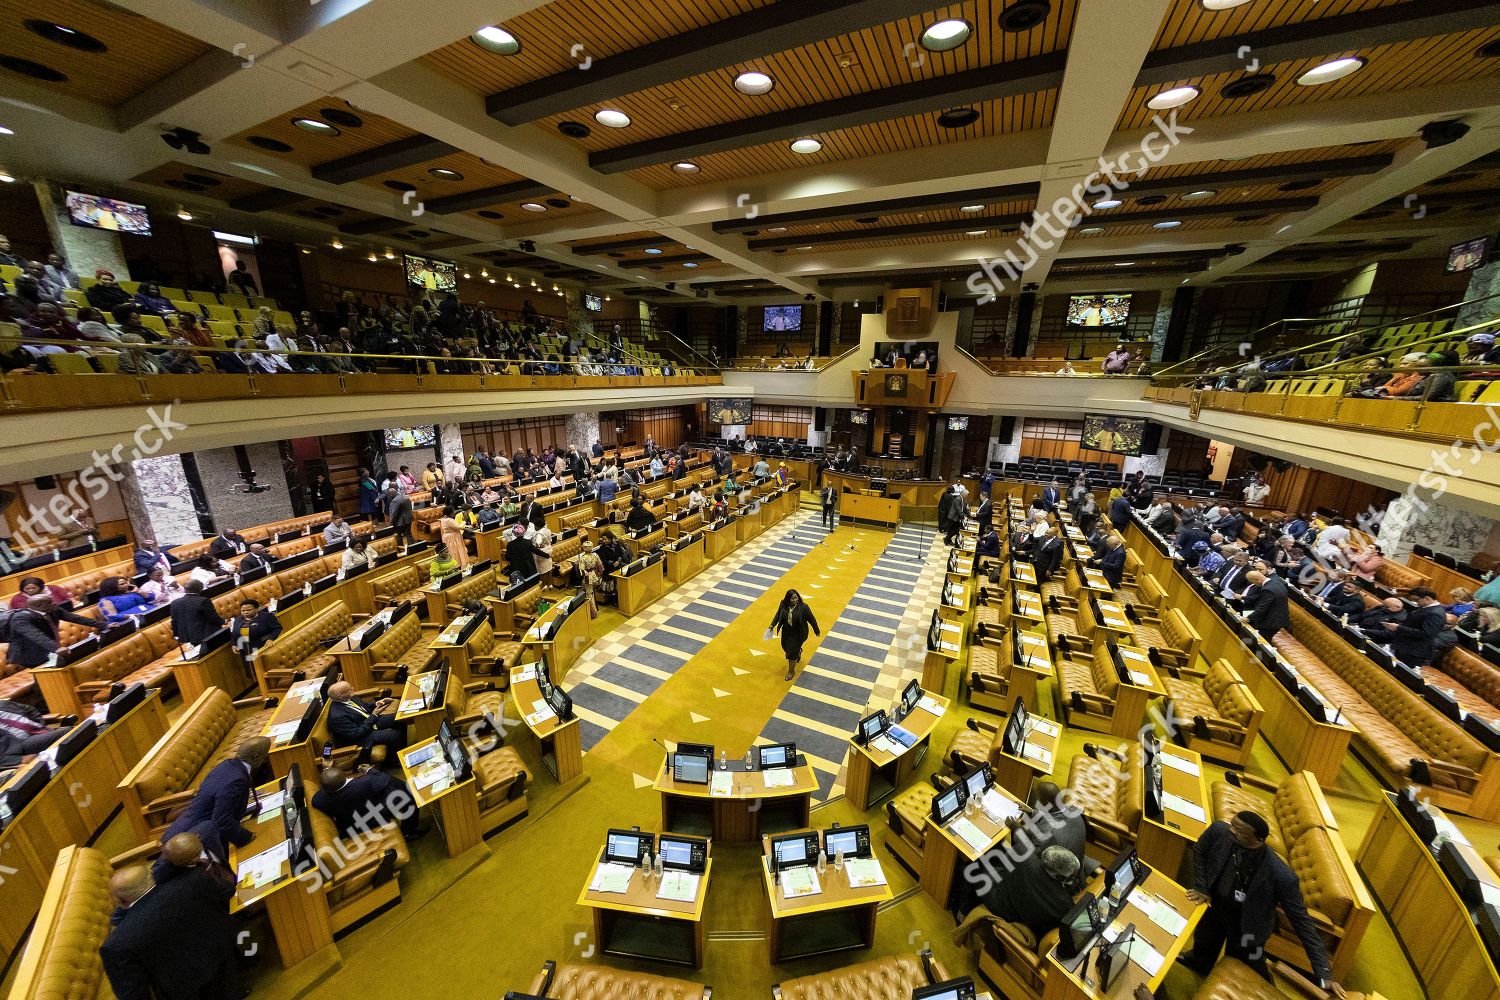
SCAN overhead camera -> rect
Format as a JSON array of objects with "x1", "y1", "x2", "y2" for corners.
[
  {"x1": 161, "y1": 127, "x2": 210, "y2": 155},
  {"x1": 517, "y1": 240, "x2": 536, "y2": 253},
  {"x1": 803, "y1": 293, "x2": 815, "y2": 301},
  {"x1": 1420, "y1": 120, "x2": 1469, "y2": 149},
  {"x1": 1023, "y1": 282, "x2": 1039, "y2": 292}
]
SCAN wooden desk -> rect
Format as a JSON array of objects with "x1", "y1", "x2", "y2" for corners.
[
  {"x1": 655, "y1": 758, "x2": 816, "y2": 843},
  {"x1": 1092, "y1": 600, "x2": 1136, "y2": 644},
  {"x1": 260, "y1": 678, "x2": 326, "y2": 779},
  {"x1": 1009, "y1": 630, "x2": 1056, "y2": 714},
  {"x1": 844, "y1": 694, "x2": 949, "y2": 811},
  {"x1": 1135, "y1": 744, "x2": 1209, "y2": 883},
  {"x1": 1357, "y1": 792, "x2": 1500, "y2": 1000},
  {"x1": 228, "y1": 777, "x2": 335, "y2": 968},
  {"x1": 920, "y1": 787, "x2": 1026, "y2": 908},
  {"x1": 577, "y1": 845, "x2": 713, "y2": 968},
  {"x1": 615, "y1": 558, "x2": 666, "y2": 616},
  {"x1": 1042, "y1": 863, "x2": 1205, "y2": 1000},
  {"x1": 737, "y1": 503, "x2": 767, "y2": 542},
  {"x1": 394, "y1": 669, "x2": 459, "y2": 746},
  {"x1": 625, "y1": 526, "x2": 666, "y2": 560},
  {"x1": 1080, "y1": 567, "x2": 1113, "y2": 595},
  {"x1": 399, "y1": 738, "x2": 485, "y2": 859},
  {"x1": 508, "y1": 662, "x2": 585, "y2": 784},
  {"x1": 924, "y1": 619, "x2": 963, "y2": 692},
  {"x1": 760, "y1": 852, "x2": 893, "y2": 963},
  {"x1": 1009, "y1": 560, "x2": 1038, "y2": 589},
  {"x1": 704, "y1": 519, "x2": 739, "y2": 562},
  {"x1": 838, "y1": 493, "x2": 900, "y2": 530},
  {"x1": 520, "y1": 594, "x2": 593, "y2": 677},
  {"x1": 426, "y1": 611, "x2": 487, "y2": 685},
  {"x1": 1014, "y1": 588, "x2": 1046, "y2": 628},
  {"x1": 992, "y1": 715, "x2": 1062, "y2": 800},
  {"x1": 174, "y1": 642, "x2": 253, "y2": 705},
  {"x1": 1100, "y1": 644, "x2": 1166, "y2": 738},
  {"x1": 664, "y1": 534, "x2": 705, "y2": 584},
  {"x1": 942, "y1": 575, "x2": 972, "y2": 615}
]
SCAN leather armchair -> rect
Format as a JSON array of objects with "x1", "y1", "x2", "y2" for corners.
[
  {"x1": 773, "y1": 950, "x2": 946, "y2": 1000},
  {"x1": 953, "y1": 904, "x2": 1055, "y2": 1000},
  {"x1": 304, "y1": 779, "x2": 407, "y2": 933},
  {"x1": 525, "y1": 959, "x2": 710, "y2": 999}
]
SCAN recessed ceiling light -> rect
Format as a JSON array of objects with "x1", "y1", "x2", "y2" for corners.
[
  {"x1": 521, "y1": 202, "x2": 547, "y2": 212},
  {"x1": 367, "y1": 252, "x2": 378, "y2": 262},
  {"x1": 383, "y1": 249, "x2": 395, "y2": 259},
  {"x1": 1153, "y1": 220, "x2": 1182, "y2": 229},
  {"x1": 176, "y1": 205, "x2": 192, "y2": 221},
  {"x1": 767, "y1": 226, "x2": 788, "y2": 233},
  {"x1": 683, "y1": 262, "x2": 699, "y2": 268},
  {"x1": 472, "y1": 26, "x2": 521, "y2": 55},
  {"x1": 796, "y1": 246, "x2": 813, "y2": 251},
  {"x1": 558, "y1": 120, "x2": 591, "y2": 139},
  {"x1": 595, "y1": 109, "x2": 631, "y2": 128},
  {"x1": 23, "y1": 20, "x2": 106, "y2": 52},
  {"x1": 966, "y1": 230, "x2": 988, "y2": 236},
  {"x1": 1479, "y1": 39, "x2": 1500, "y2": 59},
  {"x1": 921, "y1": 18, "x2": 973, "y2": 52},
  {"x1": 292, "y1": 117, "x2": 340, "y2": 135},
  {"x1": 1093, "y1": 198, "x2": 1123, "y2": 209},
  {"x1": 320, "y1": 108, "x2": 363, "y2": 128},
  {"x1": 1114, "y1": 261, "x2": 1136, "y2": 267},
  {"x1": 0, "y1": 126, "x2": 11, "y2": 135},
  {"x1": 999, "y1": 0, "x2": 1051, "y2": 32},
  {"x1": 0, "y1": 56, "x2": 66, "y2": 82},
  {"x1": 789, "y1": 138, "x2": 822, "y2": 154},
  {"x1": 644, "y1": 248, "x2": 663, "y2": 255},
  {"x1": 429, "y1": 167, "x2": 464, "y2": 180},
  {"x1": 672, "y1": 162, "x2": 700, "y2": 174},
  {"x1": 246, "y1": 135, "x2": 292, "y2": 153},
  {"x1": 330, "y1": 239, "x2": 343, "y2": 249},
  {"x1": 1079, "y1": 226, "x2": 1104, "y2": 235},
  {"x1": 733, "y1": 71, "x2": 775, "y2": 96},
  {"x1": 1183, "y1": 189, "x2": 1217, "y2": 199},
  {"x1": 1297, "y1": 57, "x2": 1366, "y2": 86},
  {"x1": 0, "y1": 172, "x2": 13, "y2": 184},
  {"x1": 937, "y1": 107, "x2": 981, "y2": 129},
  {"x1": 1199, "y1": 0, "x2": 1255, "y2": 8},
  {"x1": 1147, "y1": 86, "x2": 1200, "y2": 110},
  {"x1": 960, "y1": 204, "x2": 985, "y2": 213},
  {"x1": 1220, "y1": 73, "x2": 1276, "y2": 99}
]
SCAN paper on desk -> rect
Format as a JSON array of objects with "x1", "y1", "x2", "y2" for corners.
[
  {"x1": 761, "y1": 769, "x2": 795, "y2": 789},
  {"x1": 399, "y1": 698, "x2": 426, "y2": 714},
  {"x1": 267, "y1": 721, "x2": 300, "y2": 746},
  {"x1": 1136, "y1": 891, "x2": 1189, "y2": 937},
  {"x1": 259, "y1": 790, "x2": 286, "y2": 814},
  {"x1": 869, "y1": 734, "x2": 902, "y2": 756},
  {"x1": 1161, "y1": 791, "x2": 1207, "y2": 823},
  {"x1": 1020, "y1": 742, "x2": 1053, "y2": 767},
  {"x1": 1160, "y1": 753, "x2": 1200, "y2": 776},
  {"x1": 513, "y1": 665, "x2": 537, "y2": 683},
  {"x1": 657, "y1": 870, "x2": 700, "y2": 902},
  {"x1": 918, "y1": 695, "x2": 946, "y2": 717},
  {"x1": 949, "y1": 816, "x2": 992, "y2": 854},
  {"x1": 843, "y1": 857, "x2": 887, "y2": 888},
  {"x1": 531, "y1": 699, "x2": 549, "y2": 714},
  {"x1": 1121, "y1": 648, "x2": 1149, "y2": 663},
  {"x1": 779, "y1": 867, "x2": 821, "y2": 898},
  {"x1": 938, "y1": 640, "x2": 960, "y2": 654},
  {"x1": 412, "y1": 764, "x2": 453, "y2": 791},
  {"x1": 709, "y1": 771, "x2": 734, "y2": 797},
  {"x1": 982, "y1": 789, "x2": 1023, "y2": 824},
  {"x1": 1123, "y1": 935, "x2": 1165, "y2": 977},
  {"x1": 239, "y1": 841, "x2": 289, "y2": 888},
  {"x1": 525, "y1": 709, "x2": 556, "y2": 727},
  {"x1": 1028, "y1": 718, "x2": 1060, "y2": 737},
  {"x1": 590, "y1": 862, "x2": 635, "y2": 894},
  {"x1": 1126, "y1": 670, "x2": 1154, "y2": 687}
]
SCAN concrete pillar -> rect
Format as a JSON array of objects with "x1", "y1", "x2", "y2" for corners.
[
  {"x1": 1458, "y1": 261, "x2": 1500, "y2": 329},
  {"x1": 113, "y1": 463, "x2": 156, "y2": 545},
  {"x1": 564, "y1": 287, "x2": 594, "y2": 342},
  {"x1": 1376, "y1": 492, "x2": 1497, "y2": 563},
  {"x1": 1149, "y1": 289, "x2": 1176, "y2": 363},
  {"x1": 439, "y1": 424, "x2": 464, "y2": 468},
  {"x1": 33, "y1": 180, "x2": 129, "y2": 279},
  {"x1": 565, "y1": 411, "x2": 601, "y2": 455},
  {"x1": 129, "y1": 455, "x2": 204, "y2": 546},
  {"x1": 990, "y1": 417, "x2": 1023, "y2": 465},
  {"x1": 193, "y1": 444, "x2": 293, "y2": 530},
  {"x1": 1004, "y1": 296, "x2": 1021, "y2": 355}
]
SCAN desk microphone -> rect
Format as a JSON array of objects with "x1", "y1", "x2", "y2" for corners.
[{"x1": 651, "y1": 736, "x2": 673, "y2": 764}]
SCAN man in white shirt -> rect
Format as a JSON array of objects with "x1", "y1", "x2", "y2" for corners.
[
  {"x1": 1243, "y1": 475, "x2": 1270, "y2": 506},
  {"x1": 1314, "y1": 518, "x2": 1351, "y2": 563},
  {"x1": 265, "y1": 330, "x2": 298, "y2": 354},
  {"x1": 445, "y1": 454, "x2": 467, "y2": 483}
]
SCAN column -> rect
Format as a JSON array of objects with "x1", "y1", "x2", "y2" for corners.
[
  {"x1": 564, "y1": 288, "x2": 595, "y2": 343},
  {"x1": 33, "y1": 181, "x2": 129, "y2": 279},
  {"x1": 830, "y1": 302, "x2": 844, "y2": 351},
  {"x1": 1458, "y1": 261, "x2": 1500, "y2": 329},
  {"x1": 564, "y1": 411, "x2": 601, "y2": 455},
  {"x1": 114, "y1": 463, "x2": 157, "y2": 546},
  {"x1": 1376, "y1": 492, "x2": 1497, "y2": 563},
  {"x1": 439, "y1": 424, "x2": 464, "y2": 468},
  {"x1": 1003, "y1": 295, "x2": 1021, "y2": 355},
  {"x1": 129, "y1": 455, "x2": 205, "y2": 546},
  {"x1": 1148, "y1": 289, "x2": 1176, "y2": 363},
  {"x1": 193, "y1": 444, "x2": 294, "y2": 530},
  {"x1": 990, "y1": 417, "x2": 1023, "y2": 466}
]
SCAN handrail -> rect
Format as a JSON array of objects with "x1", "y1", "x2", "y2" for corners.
[
  {"x1": 956, "y1": 340, "x2": 1150, "y2": 379},
  {"x1": 1149, "y1": 354, "x2": 1500, "y2": 403},
  {"x1": 728, "y1": 343, "x2": 862, "y2": 373}
]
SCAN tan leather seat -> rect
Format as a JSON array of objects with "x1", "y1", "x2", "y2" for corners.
[
  {"x1": 1065, "y1": 743, "x2": 1144, "y2": 854},
  {"x1": 1210, "y1": 771, "x2": 1334, "y2": 870},
  {"x1": 255, "y1": 600, "x2": 353, "y2": 692},
  {"x1": 65, "y1": 619, "x2": 182, "y2": 705},
  {"x1": 1425, "y1": 645, "x2": 1500, "y2": 725},
  {"x1": 529, "y1": 960, "x2": 708, "y2": 1000},
  {"x1": 362, "y1": 611, "x2": 438, "y2": 684},
  {"x1": 954, "y1": 904, "x2": 1058, "y2": 1000},
  {"x1": 6, "y1": 845, "x2": 114, "y2": 1000},
  {"x1": 1127, "y1": 607, "x2": 1201, "y2": 670},
  {"x1": 775, "y1": 953, "x2": 945, "y2": 1000},
  {"x1": 1163, "y1": 658, "x2": 1263, "y2": 767},
  {"x1": 305, "y1": 779, "x2": 407, "y2": 933},
  {"x1": 884, "y1": 783, "x2": 935, "y2": 872}
]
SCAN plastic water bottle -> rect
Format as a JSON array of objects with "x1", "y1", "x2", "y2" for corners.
[
  {"x1": 640, "y1": 849, "x2": 651, "y2": 876},
  {"x1": 719, "y1": 750, "x2": 727, "y2": 771},
  {"x1": 744, "y1": 749, "x2": 752, "y2": 769},
  {"x1": 654, "y1": 853, "x2": 663, "y2": 878},
  {"x1": 816, "y1": 848, "x2": 826, "y2": 875},
  {"x1": 835, "y1": 850, "x2": 845, "y2": 872}
]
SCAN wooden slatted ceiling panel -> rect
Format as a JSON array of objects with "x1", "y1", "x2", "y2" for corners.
[
  {"x1": 285, "y1": 202, "x2": 386, "y2": 225},
  {"x1": 226, "y1": 99, "x2": 418, "y2": 167},
  {"x1": 421, "y1": 0, "x2": 773, "y2": 94},
  {"x1": 130, "y1": 164, "x2": 270, "y2": 202},
  {"x1": 1072, "y1": 217, "x2": 1275, "y2": 239},
  {"x1": 763, "y1": 201, "x2": 1037, "y2": 239},
  {"x1": 1134, "y1": 141, "x2": 1406, "y2": 179},
  {"x1": 539, "y1": 0, "x2": 1075, "y2": 152},
  {"x1": 461, "y1": 196, "x2": 597, "y2": 225},
  {"x1": 353, "y1": 152, "x2": 526, "y2": 201},
  {"x1": 1151, "y1": 0, "x2": 1413, "y2": 49},
  {"x1": 0, "y1": 0, "x2": 210, "y2": 106},
  {"x1": 1096, "y1": 179, "x2": 1344, "y2": 214},
  {"x1": 1119, "y1": 30, "x2": 1500, "y2": 131},
  {"x1": 628, "y1": 89, "x2": 1058, "y2": 189},
  {"x1": 569, "y1": 231, "x2": 671, "y2": 250}
]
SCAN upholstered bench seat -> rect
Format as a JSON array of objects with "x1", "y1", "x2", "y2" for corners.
[
  {"x1": 776, "y1": 953, "x2": 941, "y2": 1000},
  {"x1": 535, "y1": 961, "x2": 708, "y2": 1000}
]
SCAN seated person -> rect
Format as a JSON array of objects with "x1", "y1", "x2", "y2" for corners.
[
  {"x1": 321, "y1": 515, "x2": 352, "y2": 547},
  {"x1": 138, "y1": 566, "x2": 186, "y2": 605},
  {"x1": 189, "y1": 554, "x2": 235, "y2": 586},
  {"x1": 228, "y1": 598, "x2": 281, "y2": 653},
  {"x1": 429, "y1": 543, "x2": 462, "y2": 584},
  {"x1": 1322, "y1": 579, "x2": 1369, "y2": 619},
  {"x1": 1355, "y1": 597, "x2": 1405, "y2": 631},
  {"x1": 208, "y1": 528, "x2": 249, "y2": 559},
  {"x1": 237, "y1": 543, "x2": 272, "y2": 575},
  {"x1": 954, "y1": 845, "x2": 1081, "y2": 941},
  {"x1": 0, "y1": 698, "x2": 71, "y2": 769},
  {"x1": 312, "y1": 765, "x2": 423, "y2": 839},
  {"x1": 976, "y1": 527, "x2": 1000, "y2": 557},
  {"x1": 97, "y1": 576, "x2": 157, "y2": 623},
  {"x1": 7, "y1": 575, "x2": 75, "y2": 610},
  {"x1": 327, "y1": 681, "x2": 408, "y2": 765}
]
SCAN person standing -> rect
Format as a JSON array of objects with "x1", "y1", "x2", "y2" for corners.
[
  {"x1": 385, "y1": 485, "x2": 413, "y2": 548},
  {"x1": 769, "y1": 589, "x2": 820, "y2": 682},
  {"x1": 356, "y1": 467, "x2": 379, "y2": 519},
  {"x1": 1381, "y1": 586, "x2": 1447, "y2": 666},
  {"x1": 820, "y1": 483, "x2": 837, "y2": 529},
  {"x1": 1242, "y1": 570, "x2": 1291, "y2": 640},
  {"x1": 438, "y1": 506, "x2": 469, "y2": 568},
  {"x1": 100, "y1": 862, "x2": 240, "y2": 1000},
  {"x1": 937, "y1": 484, "x2": 964, "y2": 546},
  {"x1": 576, "y1": 540, "x2": 606, "y2": 616},
  {"x1": 310, "y1": 472, "x2": 336, "y2": 513}
]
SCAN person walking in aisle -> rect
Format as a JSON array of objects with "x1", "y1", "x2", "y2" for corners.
[
  {"x1": 769, "y1": 589, "x2": 820, "y2": 682},
  {"x1": 820, "y1": 483, "x2": 837, "y2": 529}
]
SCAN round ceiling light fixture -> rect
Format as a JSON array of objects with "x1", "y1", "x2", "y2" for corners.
[
  {"x1": 594, "y1": 109, "x2": 631, "y2": 128},
  {"x1": 1220, "y1": 73, "x2": 1276, "y2": 99},
  {"x1": 960, "y1": 204, "x2": 985, "y2": 213},
  {"x1": 789, "y1": 137, "x2": 823, "y2": 154},
  {"x1": 247, "y1": 135, "x2": 292, "y2": 152},
  {"x1": 320, "y1": 108, "x2": 363, "y2": 128},
  {"x1": 999, "y1": 1, "x2": 1051, "y2": 32},
  {"x1": 1147, "y1": 85, "x2": 1200, "y2": 110},
  {"x1": 472, "y1": 26, "x2": 520, "y2": 54},
  {"x1": 557, "y1": 120, "x2": 591, "y2": 139},
  {"x1": 292, "y1": 117, "x2": 340, "y2": 135},
  {"x1": 1183, "y1": 189, "x2": 1217, "y2": 200},
  {"x1": 0, "y1": 56, "x2": 67, "y2": 82},
  {"x1": 1092, "y1": 198, "x2": 1123, "y2": 209},
  {"x1": 1153, "y1": 220, "x2": 1182, "y2": 229},
  {"x1": 733, "y1": 71, "x2": 775, "y2": 95},
  {"x1": 429, "y1": 167, "x2": 463, "y2": 180},
  {"x1": 937, "y1": 107, "x2": 980, "y2": 129},
  {"x1": 672, "y1": 161, "x2": 700, "y2": 174},
  {"x1": 1199, "y1": 0, "x2": 1255, "y2": 9},
  {"x1": 1297, "y1": 56, "x2": 1366, "y2": 86},
  {"x1": 521, "y1": 202, "x2": 547, "y2": 212},
  {"x1": 920, "y1": 18, "x2": 973, "y2": 52},
  {"x1": 23, "y1": 20, "x2": 106, "y2": 52}
]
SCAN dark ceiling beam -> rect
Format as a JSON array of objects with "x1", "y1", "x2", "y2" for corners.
[
  {"x1": 1137, "y1": 0, "x2": 1500, "y2": 87},
  {"x1": 486, "y1": 0, "x2": 946, "y2": 126},
  {"x1": 338, "y1": 217, "x2": 406, "y2": 236},
  {"x1": 1124, "y1": 155, "x2": 1394, "y2": 200},
  {"x1": 572, "y1": 236, "x2": 674, "y2": 256},
  {"x1": 424, "y1": 180, "x2": 552, "y2": 215},
  {"x1": 1089, "y1": 197, "x2": 1319, "y2": 227},
  {"x1": 713, "y1": 182, "x2": 1041, "y2": 235},
  {"x1": 312, "y1": 134, "x2": 458, "y2": 184},
  {"x1": 748, "y1": 212, "x2": 1031, "y2": 250},
  {"x1": 690, "y1": 278, "x2": 779, "y2": 291},
  {"x1": 590, "y1": 51, "x2": 1069, "y2": 174},
  {"x1": 1054, "y1": 259, "x2": 1210, "y2": 274},
  {"x1": 617, "y1": 253, "x2": 714, "y2": 267},
  {"x1": 228, "y1": 188, "x2": 306, "y2": 213}
]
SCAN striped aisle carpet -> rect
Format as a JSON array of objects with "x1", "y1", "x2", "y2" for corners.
[
  {"x1": 756, "y1": 522, "x2": 945, "y2": 801},
  {"x1": 560, "y1": 510, "x2": 830, "y2": 751}
]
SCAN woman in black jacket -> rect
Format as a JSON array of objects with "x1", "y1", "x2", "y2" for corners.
[{"x1": 769, "y1": 589, "x2": 820, "y2": 681}]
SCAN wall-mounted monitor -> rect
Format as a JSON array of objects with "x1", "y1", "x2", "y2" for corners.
[
  {"x1": 707, "y1": 397, "x2": 753, "y2": 424},
  {"x1": 584, "y1": 293, "x2": 604, "y2": 312},
  {"x1": 762, "y1": 305, "x2": 802, "y2": 332},
  {"x1": 66, "y1": 191, "x2": 152, "y2": 235},
  {"x1": 403, "y1": 253, "x2": 457, "y2": 292},
  {"x1": 1066, "y1": 293, "x2": 1131, "y2": 329},
  {"x1": 849, "y1": 409, "x2": 870, "y2": 426},
  {"x1": 1447, "y1": 236, "x2": 1490, "y2": 274},
  {"x1": 947, "y1": 415, "x2": 970, "y2": 432},
  {"x1": 1081, "y1": 413, "x2": 1148, "y2": 456},
  {"x1": 384, "y1": 425, "x2": 436, "y2": 449}
]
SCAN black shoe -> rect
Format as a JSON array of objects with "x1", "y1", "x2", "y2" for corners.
[{"x1": 403, "y1": 824, "x2": 429, "y2": 840}]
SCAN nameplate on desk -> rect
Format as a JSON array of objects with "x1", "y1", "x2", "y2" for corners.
[
  {"x1": 948, "y1": 816, "x2": 992, "y2": 854},
  {"x1": 1161, "y1": 791, "x2": 1207, "y2": 823},
  {"x1": 762, "y1": 769, "x2": 796, "y2": 789},
  {"x1": 1160, "y1": 753, "x2": 1200, "y2": 776},
  {"x1": 1027, "y1": 718, "x2": 1059, "y2": 737},
  {"x1": 266, "y1": 721, "x2": 300, "y2": 746},
  {"x1": 937, "y1": 640, "x2": 960, "y2": 654},
  {"x1": 843, "y1": 857, "x2": 888, "y2": 888},
  {"x1": 1020, "y1": 742, "x2": 1053, "y2": 767}
]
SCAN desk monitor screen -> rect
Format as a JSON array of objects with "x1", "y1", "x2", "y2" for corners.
[
  {"x1": 437, "y1": 719, "x2": 472, "y2": 782},
  {"x1": 1095, "y1": 923, "x2": 1136, "y2": 991},
  {"x1": 900, "y1": 679, "x2": 922, "y2": 716},
  {"x1": 1103, "y1": 847, "x2": 1144, "y2": 910},
  {"x1": 1001, "y1": 698, "x2": 1028, "y2": 756},
  {"x1": 931, "y1": 782, "x2": 967, "y2": 827},
  {"x1": 756, "y1": 742, "x2": 795, "y2": 770},
  {"x1": 52, "y1": 718, "x2": 98, "y2": 768},
  {"x1": 822, "y1": 824, "x2": 871, "y2": 861},
  {"x1": 1, "y1": 759, "x2": 52, "y2": 822},
  {"x1": 283, "y1": 764, "x2": 316, "y2": 876},
  {"x1": 673, "y1": 746, "x2": 712, "y2": 784},
  {"x1": 657, "y1": 834, "x2": 708, "y2": 874},
  {"x1": 769, "y1": 832, "x2": 820, "y2": 873},
  {"x1": 856, "y1": 709, "x2": 887, "y2": 745},
  {"x1": 911, "y1": 977, "x2": 977, "y2": 1000},
  {"x1": 104, "y1": 682, "x2": 147, "y2": 724},
  {"x1": 604, "y1": 828, "x2": 655, "y2": 867},
  {"x1": 1057, "y1": 891, "x2": 1103, "y2": 959},
  {"x1": 961, "y1": 763, "x2": 991, "y2": 802}
]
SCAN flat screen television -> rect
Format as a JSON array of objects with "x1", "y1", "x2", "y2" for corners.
[
  {"x1": 946, "y1": 416, "x2": 970, "y2": 432},
  {"x1": 1066, "y1": 293, "x2": 1131, "y2": 329},
  {"x1": 762, "y1": 305, "x2": 802, "y2": 332},
  {"x1": 384, "y1": 425, "x2": 436, "y2": 449},
  {"x1": 1081, "y1": 413, "x2": 1148, "y2": 456},
  {"x1": 1446, "y1": 236, "x2": 1490, "y2": 274},
  {"x1": 403, "y1": 253, "x2": 457, "y2": 292},
  {"x1": 584, "y1": 293, "x2": 604, "y2": 312},
  {"x1": 849, "y1": 409, "x2": 870, "y2": 426},
  {"x1": 66, "y1": 191, "x2": 151, "y2": 235},
  {"x1": 707, "y1": 397, "x2": 753, "y2": 424}
]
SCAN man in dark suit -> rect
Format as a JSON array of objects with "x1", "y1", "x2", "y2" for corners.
[
  {"x1": 521, "y1": 496, "x2": 547, "y2": 531},
  {"x1": 957, "y1": 844, "x2": 1080, "y2": 940},
  {"x1": 207, "y1": 529, "x2": 247, "y2": 559},
  {"x1": 313, "y1": 765, "x2": 423, "y2": 838},
  {"x1": 170, "y1": 580, "x2": 225, "y2": 646},
  {"x1": 1381, "y1": 586, "x2": 1447, "y2": 666},
  {"x1": 310, "y1": 472, "x2": 336, "y2": 513},
  {"x1": 937, "y1": 485, "x2": 964, "y2": 546},
  {"x1": 160, "y1": 737, "x2": 271, "y2": 854},
  {"x1": 237, "y1": 543, "x2": 272, "y2": 575},
  {"x1": 974, "y1": 495, "x2": 993, "y2": 535},
  {"x1": 1091, "y1": 537, "x2": 1127, "y2": 589},
  {"x1": 1214, "y1": 552, "x2": 1253, "y2": 596},
  {"x1": 100, "y1": 862, "x2": 239, "y2": 1000},
  {"x1": 385, "y1": 486, "x2": 414, "y2": 547},
  {"x1": 1356, "y1": 597, "x2": 1406, "y2": 632},
  {"x1": 1323, "y1": 580, "x2": 1368, "y2": 620},
  {"x1": 327, "y1": 680, "x2": 407, "y2": 765},
  {"x1": 1041, "y1": 479, "x2": 1061, "y2": 512},
  {"x1": 1031, "y1": 528, "x2": 1065, "y2": 582},
  {"x1": 820, "y1": 484, "x2": 837, "y2": 529},
  {"x1": 1213, "y1": 505, "x2": 1246, "y2": 542},
  {"x1": 1184, "y1": 811, "x2": 1336, "y2": 989},
  {"x1": 5, "y1": 593, "x2": 103, "y2": 668},
  {"x1": 1242, "y1": 570, "x2": 1291, "y2": 639}
]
